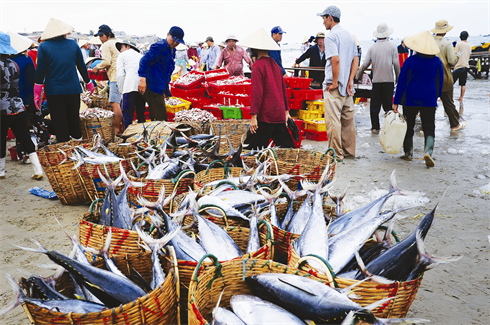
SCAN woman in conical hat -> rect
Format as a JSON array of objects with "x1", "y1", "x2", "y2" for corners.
[
  {"x1": 240, "y1": 28, "x2": 295, "y2": 149},
  {"x1": 34, "y1": 18, "x2": 94, "y2": 143},
  {"x1": 393, "y1": 31, "x2": 443, "y2": 167}
]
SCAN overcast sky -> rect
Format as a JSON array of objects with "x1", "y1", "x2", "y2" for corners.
[{"x1": 1, "y1": 0, "x2": 489, "y2": 43}]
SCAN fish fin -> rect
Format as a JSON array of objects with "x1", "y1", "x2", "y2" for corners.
[
  {"x1": 0, "y1": 274, "x2": 23, "y2": 316},
  {"x1": 339, "y1": 311, "x2": 356, "y2": 325},
  {"x1": 12, "y1": 238, "x2": 49, "y2": 254},
  {"x1": 120, "y1": 162, "x2": 144, "y2": 187},
  {"x1": 102, "y1": 229, "x2": 112, "y2": 255},
  {"x1": 212, "y1": 288, "x2": 226, "y2": 325},
  {"x1": 36, "y1": 263, "x2": 60, "y2": 270},
  {"x1": 365, "y1": 297, "x2": 394, "y2": 311},
  {"x1": 337, "y1": 276, "x2": 370, "y2": 296},
  {"x1": 278, "y1": 277, "x2": 317, "y2": 296},
  {"x1": 388, "y1": 169, "x2": 418, "y2": 197},
  {"x1": 128, "y1": 268, "x2": 152, "y2": 293}
]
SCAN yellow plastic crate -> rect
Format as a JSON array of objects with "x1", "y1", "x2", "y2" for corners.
[
  {"x1": 298, "y1": 109, "x2": 323, "y2": 121},
  {"x1": 305, "y1": 118, "x2": 326, "y2": 132},
  {"x1": 305, "y1": 100, "x2": 324, "y2": 113},
  {"x1": 165, "y1": 97, "x2": 192, "y2": 113}
]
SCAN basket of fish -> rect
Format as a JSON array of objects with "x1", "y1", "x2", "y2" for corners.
[
  {"x1": 36, "y1": 140, "x2": 93, "y2": 205},
  {"x1": 187, "y1": 255, "x2": 430, "y2": 325},
  {"x1": 80, "y1": 108, "x2": 115, "y2": 144},
  {"x1": 7, "y1": 238, "x2": 181, "y2": 325}
]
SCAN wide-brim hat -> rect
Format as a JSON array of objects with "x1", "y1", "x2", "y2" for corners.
[
  {"x1": 431, "y1": 19, "x2": 453, "y2": 34},
  {"x1": 176, "y1": 43, "x2": 187, "y2": 51},
  {"x1": 78, "y1": 39, "x2": 88, "y2": 48},
  {"x1": 404, "y1": 31, "x2": 440, "y2": 55},
  {"x1": 189, "y1": 42, "x2": 198, "y2": 47},
  {"x1": 225, "y1": 34, "x2": 239, "y2": 42},
  {"x1": 240, "y1": 28, "x2": 281, "y2": 51},
  {"x1": 302, "y1": 36, "x2": 310, "y2": 44},
  {"x1": 7, "y1": 31, "x2": 33, "y2": 54},
  {"x1": 41, "y1": 18, "x2": 74, "y2": 41},
  {"x1": 116, "y1": 38, "x2": 140, "y2": 53},
  {"x1": 0, "y1": 32, "x2": 17, "y2": 55},
  {"x1": 88, "y1": 36, "x2": 102, "y2": 45},
  {"x1": 219, "y1": 42, "x2": 226, "y2": 48},
  {"x1": 314, "y1": 32, "x2": 326, "y2": 41},
  {"x1": 172, "y1": 65, "x2": 181, "y2": 75},
  {"x1": 373, "y1": 23, "x2": 393, "y2": 38},
  {"x1": 85, "y1": 56, "x2": 100, "y2": 65}
]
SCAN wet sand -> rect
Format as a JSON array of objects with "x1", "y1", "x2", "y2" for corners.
[{"x1": 1, "y1": 79, "x2": 489, "y2": 324}]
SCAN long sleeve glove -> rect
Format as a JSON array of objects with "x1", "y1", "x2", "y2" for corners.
[
  {"x1": 34, "y1": 84, "x2": 43, "y2": 111},
  {"x1": 86, "y1": 82, "x2": 95, "y2": 95}
]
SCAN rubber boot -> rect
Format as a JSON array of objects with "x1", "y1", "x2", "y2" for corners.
[
  {"x1": 0, "y1": 157, "x2": 5, "y2": 179},
  {"x1": 400, "y1": 138, "x2": 413, "y2": 161},
  {"x1": 424, "y1": 136, "x2": 435, "y2": 167},
  {"x1": 28, "y1": 152, "x2": 44, "y2": 180}
]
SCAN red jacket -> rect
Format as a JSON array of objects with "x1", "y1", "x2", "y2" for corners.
[{"x1": 250, "y1": 56, "x2": 288, "y2": 123}]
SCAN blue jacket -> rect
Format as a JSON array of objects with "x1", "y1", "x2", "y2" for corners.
[
  {"x1": 394, "y1": 54, "x2": 443, "y2": 107},
  {"x1": 269, "y1": 49, "x2": 285, "y2": 75},
  {"x1": 138, "y1": 39, "x2": 175, "y2": 95},
  {"x1": 11, "y1": 54, "x2": 35, "y2": 106},
  {"x1": 35, "y1": 37, "x2": 90, "y2": 95},
  {"x1": 295, "y1": 44, "x2": 326, "y2": 83}
]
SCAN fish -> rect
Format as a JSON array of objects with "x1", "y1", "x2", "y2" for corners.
[
  {"x1": 286, "y1": 193, "x2": 312, "y2": 234},
  {"x1": 13, "y1": 239, "x2": 146, "y2": 307},
  {"x1": 146, "y1": 158, "x2": 182, "y2": 180},
  {"x1": 257, "y1": 188, "x2": 282, "y2": 228},
  {"x1": 23, "y1": 275, "x2": 68, "y2": 301},
  {"x1": 197, "y1": 195, "x2": 249, "y2": 220},
  {"x1": 100, "y1": 230, "x2": 126, "y2": 278},
  {"x1": 213, "y1": 307, "x2": 246, "y2": 325},
  {"x1": 278, "y1": 179, "x2": 306, "y2": 230},
  {"x1": 98, "y1": 168, "x2": 123, "y2": 227},
  {"x1": 327, "y1": 170, "x2": 408, "y2": 236},
  {"x1": 0, "y1": 274, "x2": 106, "y2": 316},
  {"x1": 245, "y1": 273, "x2": 430, "y2": 324},
  {"x1": 246, "y1": 204, "x2": 261, "y2": 254},
  {"x1": 230, "y1": 295, "x2": 305, "y2": 325},
  {"x1": 214, "y1": 190, "x2": 266, "y2": 209},
  {"x1": 117, "y1": 163, "x2": 145, "y2": 229}
]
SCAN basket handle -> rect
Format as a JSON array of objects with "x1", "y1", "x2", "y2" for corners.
[
  {"x1": 191, "y1": 253, "x2": 222, "y2": 288},
  {"x1": 321, "y1": 148, "x2": 337, "y2": 161},
  {"x1": 296, "y1": 254, "x2": 337, "y2": 288},
  {"x1": 204, "y1": 160, "x2": 227, "y2": 175},
  {"x1": 198, "y1": 204, "x2": 228, "y2": 228},
  {"x1": 257, "y1": 220, "x2": 274, "y2": 259},
  {"x1": 89, "y1": 198, "x2": 104, "y2": 214},
  {"x1": 171, "y1": 169, "x2": 196, "y2": 185}
]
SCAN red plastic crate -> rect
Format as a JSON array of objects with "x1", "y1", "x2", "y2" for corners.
[
  {"x1": 88, "y1": 69, "x2": 108, "y2": 81},
  {"x1": 305, "y1": 129, "x2": 328, "y2": 141},
  {"x1": 234, "y1": 82, "x2": 251, "y2": 95},
  {"x1": 205, "y1": 68, "x2": 230, "y2": 82},
  {"x1": 284, "y1": 77, "x2": 313, "y2": 89},
  {"x1": 202, "y1": 105, "x2": 223, "y2": 120},
  {"x1": 167, "y1": 112, "x2": 175, "y2": 122},
  {"x1": 286, "y1": 88, "x2": 293, "y2": 99},
  {"x1": 293, "y1": 89, "x2": 323, "y2": 100},
  {"x1": 288, "y1": 99, "x2": 304, "y2": 110},
  {"x1": 214, "y1": 93, "x2": 251, "y2": 107},
  {"x1": 171, "y1": 86, "x2": 206, "y2": 99},
  {"x1": 187, "y1": 97, "x2": 213, "y2": 109},
  {"x1": 241, "y1": 107, "x2": 251, "y2": 119},
  {"x1": 173, "y1": 70, "x2": 205, "y2": 90}
]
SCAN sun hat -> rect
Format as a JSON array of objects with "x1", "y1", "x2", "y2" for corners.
[
  {"x1": 316, "y1": 5, "x2": 341, "y2": 18},
  {"x1": 169, "y1": 26, "x2": 185, "y2": 44},
  {"x1": 373, "y1": 23, "x2": 393, "y2": 38},
  {"x1": 88, "y1": 36, "x2": 102, "y2": 45},
  {"x1": 0, "y1": 32, "x2": 18, "y2": 55},
  {"x1": 94, "y1": 24, "x2": 112, "y2": 37},
  {"x1": 116, "y1": 38, "x2": 140, "y2": 52},
  {"x1": 40, "y1": 18, "x2": 74, "y2": 41},
  {"x1": 85, "y1": 56, "x2": 100, "y2": 65},
  {"x1": 205, "y1": 36, "x2": 214, "y2": 42},
  {"x1": 430, "y1": 19, "x2": 453, "y2": 34},
  {"x1": 219, "y1": 42, "x2": 226, "y2": 48},
  {"x1": 225, "y1": 34, "x2": 239, "y2": 42},
  {"x1": 7, "y1": 31, "x2": 33, "y2": 54},
  {"x1": 271, "y1": 26, "x2": 286, "y2": 35},
  {"x1": 172, "y1": 65, "x2": 181, "y2": 75},
  {"x1": 78, "y1": 39, "x2": 88, "y2": 48},
  {"x1": 176, "y1": 43, "x2": 187, "y2": 51},
  {"x1": 190, "y1": 42, "x2": 198, "y2": 47},
  {"x1": 314, "y1": 32, "x2": 326, "y2": 42},
  {"x1": 241, "y1": 28, "x2": 281, "y2": 51},
  {"x1": 302, "y1": 36, "x2": 310, "y2": 44},
  {"x1": 404, "y1": 31, "x2": 440, "y2": 55}
]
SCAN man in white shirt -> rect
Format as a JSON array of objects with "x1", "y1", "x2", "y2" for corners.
[
  {"x1": 453, "y1": 31, "x2": 472, "y2": 102},
  {"x1": 204, "y1": 36, "x2": 221, "y2": 71},
  {"x1": 116, "y1": 38, "x2": 145, "y2": 129}
]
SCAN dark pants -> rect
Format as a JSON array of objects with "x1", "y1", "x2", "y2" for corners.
[
  {"x1": 452, "y1": 67, "x2": 468, "y2": 86},
  {"x1": 403, "y1": 106, "x2": 436, "y2": 141},
  {"x1": 143, "y1": 89, "x2": 167, "y2": 121},
  {"x1": 46, "y1": 93, "x2": 82, "y2": 142},
  {"x1": 1, "y1": 111, "x2": 35, "y2": 159},
  {"x1": 370, "y1": 82, "x2": 394, "y2": 130},
  {"x1": 122, "y1": 91, "x2": 146, "y2": 128},
  {"x1": 439, "y1": 89, "x2": 460, "y2": 128},
  {"x1": 244, "y1": 121, "x2": 295, "y2": 150}
]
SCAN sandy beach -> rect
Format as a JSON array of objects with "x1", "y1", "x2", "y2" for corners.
[{"x1": 0, "y1": 78, "x2": 489, "y2": 324}]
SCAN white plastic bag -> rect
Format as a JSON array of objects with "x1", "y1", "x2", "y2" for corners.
[{"x1": 379, "y1": 111, "x2": 407, "y2": 154}]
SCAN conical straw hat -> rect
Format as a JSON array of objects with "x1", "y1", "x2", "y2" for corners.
[
  {"x1": 88, "y1": 36, "x2": 102, "y2": 45},
  {"x1": 176, "y1": 43, "x2": 187, "y2": 51},
  {"x1": 240, "y1": 28, "x2": 280, "y2": 51},
  {"x1": 404, "y1": 31, "x2": 440, "y2": 55},
  {"x1": 78, "y1": 39, "x2": 88, "y2": 47},
  {"x1": 41, "y1": 18, "x2": 74, "y2": 41},
  {"x1": 7, "y1": 31, "x2": 33, "y2": 53}
]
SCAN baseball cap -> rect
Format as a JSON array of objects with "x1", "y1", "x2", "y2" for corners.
[
  {"x1": 316, "y1": 5, "x2": 341, "y2": 18},
  {"x1": 94, "y1": 24, "x2": 112, "y2": 36},
  {"x1": 271, "y1": 26, "x2": 286, "y2": 34},
  {"x1": 169, "y1": 26, "x2": 185, "y2": 44}
]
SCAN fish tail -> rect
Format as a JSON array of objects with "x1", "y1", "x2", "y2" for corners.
[
  {"x1": 102, "y1": 228, "x2": 112, "y2": 255},
  {"x1": 12, "y1": 238, "x2": 49, "y2": 254},
  {"x1": 0, "y1": 274, "x2": 23, "y2": 316}
]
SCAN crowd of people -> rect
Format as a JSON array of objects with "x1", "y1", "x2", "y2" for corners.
[{"x1": 0, "y1": 8, "x2": 474, "y2": 182}]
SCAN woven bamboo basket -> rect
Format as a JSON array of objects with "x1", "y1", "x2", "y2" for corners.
[
  {"x1": 187, "y1": 255, "x2": 334, "y2": 325},
  {"x1": 90, "y1": 95, "x2": 109, "y2": 109},
  {"x1": 127, "y1": 169, "x2": 195, "y2": 212},
  {"x1": 20, "y1": 247, "x2": 180, "y2": 325},
  {"x1": 36, "y1": 141, "x2": 93, "y2": 205},
  {"x1": 194, "y1": 162, "x2": 247, "y2": 195},
  {"x1": 287, "y1": 251, "x2": 423, "y2": 318},
  {"x1": 122, "y1": 121, "x2": 203, "y2": 144},
  {"x1": 78, "y1": 210, "x2": 157, "y2": 258},
  {"x1": 80, "y1": 112, "x2": 115, "y2": 144},
  {"x1": 209, "y1": 120, "x2": 250, "y2": 155},
  {"x1": 165, "y1": 210, "x2": 274, "y2": 324},
  {"x1": 78, "y1": 143, "x2": 139, "y2": 200}
]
